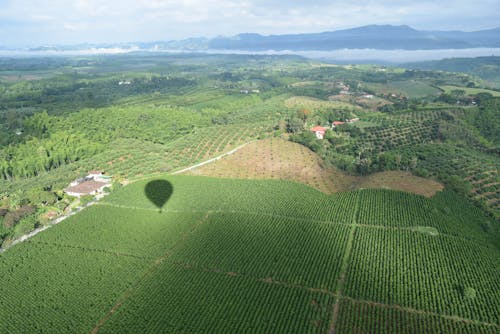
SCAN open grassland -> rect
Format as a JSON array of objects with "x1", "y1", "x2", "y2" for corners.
[
  {"x1": 187, "y1": 138, "x2": 443, "y2": 197},
  {"x1": 0, "y1": 175, "x2": 498, "y2": 333}
]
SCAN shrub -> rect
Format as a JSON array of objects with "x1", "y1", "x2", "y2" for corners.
[
  {"x1": 464, "y1": 287, "x2": 477, "y2": 300},
  {"x1": 79, "y1": 195, "x2": 94, "y2": 207}
]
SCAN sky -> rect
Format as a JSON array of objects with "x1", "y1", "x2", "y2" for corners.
[{"x1": 0, "y1": 0, "x2": 499, "y2": 47}]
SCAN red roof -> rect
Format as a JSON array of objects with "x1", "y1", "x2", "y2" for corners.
[
  {"x1": 310, "y1": 126, "x2": 327, "y2": 132},
  {"x1": 333, "y1": 121, "x2": 345, "y2": 126}
]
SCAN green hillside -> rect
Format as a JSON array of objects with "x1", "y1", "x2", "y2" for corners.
[{"x1": 0, "y1": 175, "x2": 498, "y2": 333}]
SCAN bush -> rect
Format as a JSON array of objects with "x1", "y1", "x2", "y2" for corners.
[
  {"x1": 414, "y1": 168, "x2": 429, "y2": 178},
  {"x1": 3, "y1": 205, "x2": 36, "y2": 229},
  {"x1": 446, "y1": 175, "x2": 472, "y2": 196}
]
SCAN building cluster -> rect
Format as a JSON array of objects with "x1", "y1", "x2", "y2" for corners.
[
  {"x1": 65, "y1": 171, "x2": 112, "y2": 198},
  {"x1": 310, "y1": 118, "x2": 359, "y2": 139},
  {"x1": 240, "y1": 89, "x2": 260, "y2": 94}
]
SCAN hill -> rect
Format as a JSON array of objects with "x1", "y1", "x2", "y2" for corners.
[
  {"x1": 0, "y1": 175, "x2": 498, "y2": 333},
  {"x1": 403, "y1": 56, "x2": 500, "y2": 88},
  {"x1": 186, "y1": 138, "x2": 444, "y2": 197}
]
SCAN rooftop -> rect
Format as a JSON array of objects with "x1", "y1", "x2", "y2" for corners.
[
  {"x1": 310, "y1": 126, "x2": 327, "y2": 132},
  {"x1": 65, "y1": 180, "x2": 107, "y2": 195}
]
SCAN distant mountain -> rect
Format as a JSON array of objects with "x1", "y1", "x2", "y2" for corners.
[
  {"x1": 10, "y1": 25, "x2": 500, "y2": 53},
  {"x1": 208, "y1": 25, "x2": 500, "y2": 51}
]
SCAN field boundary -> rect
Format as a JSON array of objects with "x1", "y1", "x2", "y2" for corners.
[
  {"x1": 90, "y1": 213, "x2": 210, "y2": 334},
  {"x1": 329, "y1": 193, "x2": 360, "y2": 334},
  {"x1": 0, "y1": 198, "x2": 103, "y2": 254},
  {"x1": 342, "y1": 296, "x2": 500, "y2": 329}
]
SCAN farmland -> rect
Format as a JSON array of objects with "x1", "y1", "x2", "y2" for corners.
[
  {"x1": 0, "y1": 53, "x2": 499, "y2": 333},
  {"x1": 439, "y1": 85, "x2": 500, "y2": 97},
  {"x1": 0, "y1": 175, "x2": 499, "y2": 333}
]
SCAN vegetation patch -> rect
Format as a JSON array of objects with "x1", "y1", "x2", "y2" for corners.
[
  {"x1": 285, "y1": 96, "x2": 360, "y2": 111},
  {"x1": 411, "y1": 226, "x2": 439, "y2": 236}
]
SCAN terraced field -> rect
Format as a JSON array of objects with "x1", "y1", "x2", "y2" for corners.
[{"x1": 0, "y1": 175, "x2": 498, "y2": 333}]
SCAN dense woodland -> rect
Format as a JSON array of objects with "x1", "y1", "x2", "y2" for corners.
[{"x1": 0, "y1": 54, "x2": 499, "y2": 245}]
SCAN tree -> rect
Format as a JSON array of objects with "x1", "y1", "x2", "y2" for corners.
[
  {"x1": 286, "y1": 117, "x2": 304, "y2": 133},
  {"x1": 23, "y1": 111, "x2": 51, "y2": 137},
  {"x1": 296, "y1": 108, "x2": 311, "y2": 123}
]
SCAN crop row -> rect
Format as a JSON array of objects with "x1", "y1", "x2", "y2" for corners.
[
  {"x1": 0, "y1": 242, "x2": 149, "y2": 333},
  {"x1": 99, "y1": 262, "x2": 334, "y2": 333},
  {"x1": 344, "y1": 227, "x2": 500, "y2": 324},
  {"x1": 168, "y1": 212, "x2": 351, "y2": 291},
  {"x1": 336, "y1": 298, "x2": 498, "y2": 334}
]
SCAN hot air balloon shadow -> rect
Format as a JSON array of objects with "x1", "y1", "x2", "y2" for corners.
[{"x1": 145, "y1": 180, "x2": 173, "y2": 213}]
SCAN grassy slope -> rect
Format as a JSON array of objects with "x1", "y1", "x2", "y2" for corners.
[{"x1": 0, "y1": 175, "x2": 498, "y2": 333}]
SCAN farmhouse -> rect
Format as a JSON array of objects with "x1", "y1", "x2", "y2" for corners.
[
  {"x1": 65, "y1": 171, "x2": 111, "y2": 198},
  {"x1": 310, "y1": 126, "x2": 327, "y2": 139},
  {"x1": 332, "y1": 121, "x2": 346, "y2": 128}
]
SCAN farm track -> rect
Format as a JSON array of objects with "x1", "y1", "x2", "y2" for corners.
[
  {"x1": 342, "y1": 296, "x2": 500, "y2": 329},
  {"x1": 328, "y1": 194, "x2": 360, "y2": 334},
  {"x1": 172, "y1": 141, "x2": 253, "y2": 175}
]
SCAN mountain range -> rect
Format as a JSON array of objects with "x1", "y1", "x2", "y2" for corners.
[{"x1": 8, "y1": 25, "x2": 500, "y2": 52}]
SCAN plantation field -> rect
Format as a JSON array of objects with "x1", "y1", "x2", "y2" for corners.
[
  {"x1": 284, "y1": 96, "x2": 361, "y2": 111},
  {"x1": 187, "y1": 138, "x2": 443, "y2": 197},
  {"x1": 397, "y1": 143, "x2": 500, "y2": 217},
  {"x1": 0, "y1": 175, "x2": 498, "y2": 333}
]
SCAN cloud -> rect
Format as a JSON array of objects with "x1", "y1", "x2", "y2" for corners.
[{"x1": 0, "y1": 0, "x2": 498, "y2": 46}]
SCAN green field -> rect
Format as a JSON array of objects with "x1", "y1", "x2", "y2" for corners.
[
  {"x1": 439, "y1": 85, "x2": 500, "y2": 97},
  {"x1": 0, "y1": 175, "x2": 498, "y2": 333}
]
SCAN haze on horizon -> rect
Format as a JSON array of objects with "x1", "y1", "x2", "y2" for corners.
[{"x1": 1, "y1": 0, "x2": 499, "y2": 47}]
